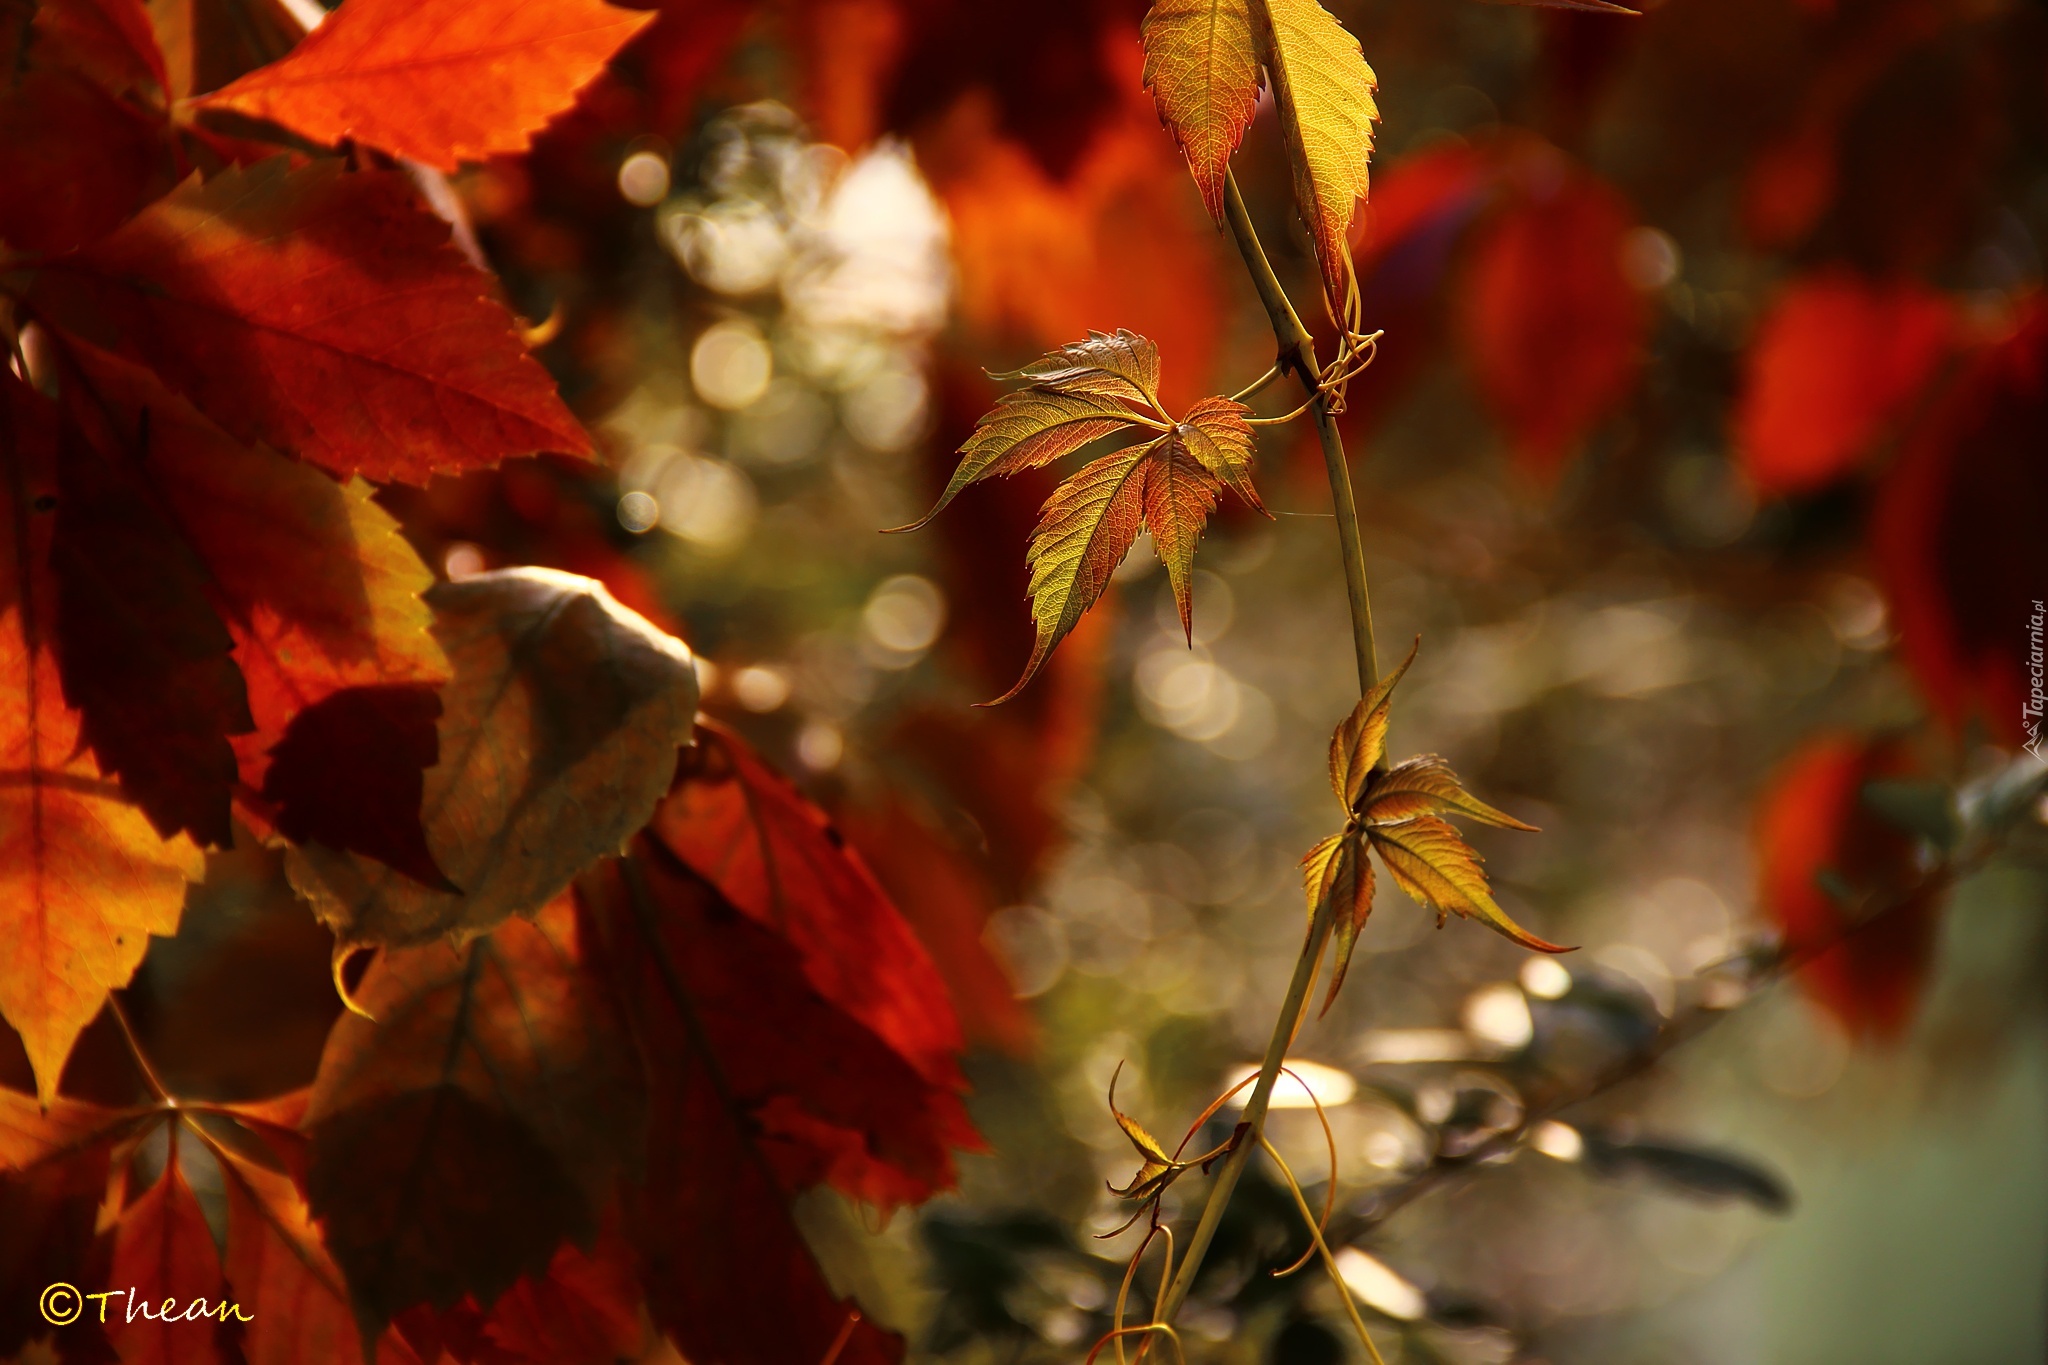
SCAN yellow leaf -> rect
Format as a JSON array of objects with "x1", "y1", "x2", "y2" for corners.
[
  {"x1": 1141, "y1": 0, "x2": 1263, "y2": 220},
  {"x1": 1255, "y1": 0, "x2": 1379, "y2": 305},
  {"x1": 1107, "y1": 1062, "x2": 1183, "y2": 1201},
  {"x1": 1327, "y1": 637, "x2": 1417, "y2": 807},
  {"x1": 1177, "y1": 395, "x2": 1267, "y2": 515},
  {"x1": 1143, "y1": 431, "x2": 1223, "y2": 644},
  {"x1": 998, "y1": 328, "x2": 1164, "y2": 408},
  {"x1": 990, "y1": 445, "x2": 1151, "y2": 704},
  {"x1": 1360, "y1": 755, "x2": 1539, "y2": 831},
  {"x1": 895, "y1": 387, "x2": 1148, "y2": 532},
  {"x1": 1301, "y1": 831, "x2": 1374, "y2": 1014},
  {"x1": 1368, "y1": 816, "x2": 1569, "y2": 953}
]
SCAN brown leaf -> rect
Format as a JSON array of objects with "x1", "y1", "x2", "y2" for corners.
[
  {"x1": 1360, "y1": 755, "x2": 1539, "y2": 831},
  {"x1": 1301, "y1": 831, "x2": 1373, "y2": 1014},
  {"x1": 1369, "y1": 816, "x2": 1567, "y2": 953},
  {"x1": 286, "y1": 568, "x2": 698, "y2": 950},
  {"x1": 303, "y1": 894, "x2": 642, "y2": 1343},
  {"x1": 1327, "y1": 638, "x2": 1418, "y2": 808}
]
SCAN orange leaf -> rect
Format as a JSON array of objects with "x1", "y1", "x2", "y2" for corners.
[
  {"x1": 29, "y1": 159, "x2": 591, "y2": 483},
  {"x1": 0, "y1": 374, "x2": 201, "y2": 1103},
  {"x1": 1734, "y1": 271, "x2": 1954, "y2": 496},
  {"x1": 1140, "y1": 0, "x2": 1262, "y2": 220},
  {"x1": 108, "y1": 1147, "x2": 228, "y2": 1365},
  {"x1": 1457, "y1": 165, "x2": 1646, "y2": 480},
  {"x1": 198, "y1": 0, "x2": 654, "y2": 171}
]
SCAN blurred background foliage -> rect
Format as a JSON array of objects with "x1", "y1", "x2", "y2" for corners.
[{"x1": 116, "y1": 0, "x2": 2048, "y2": 1359}]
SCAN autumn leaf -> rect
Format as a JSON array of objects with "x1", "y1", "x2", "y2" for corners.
[
  {"x1": 50, "y1": 391, "x2": 251, "y2": 847},
  {"x1": 286, "y1": 568, "x2": 699, "y2": 952},
  {"x1": 1872, "y1": 302, "x2": 2048, "y2": 746},
  {"x1": 303, "y1": 894, "x2": 642, "y2": 1345},
  {"x1": 0, "y1": 373, "x2": 203, "y2": 1103},
  {"x1": 895, "y1": 331, "x2": 1170, "y2": 531},
  {"x1": 1251, "y1": 0, "x2": 1380, "y2": 305},
  {"x1": 217, "y1": 1145, "x2": 425, "y2": 1365},
  {"x1": 1754, "y1": 736, "x2": 1943, "y2": 1037},
  {"x1": 1105, "y1": 1064, "x2": 1186, "y2": 1203},
  {"x1": 1140, "y1": 0, "x2": 1262, "y2": 220},
  {"x1": 578, "y1": 854, "x2": 925, "y2": 1365},
  {"x1": 108, "y1": 1145, "x2": 228, "y2": 1365},
  {"x1": 1734, "y1": 271, "x2": 1954, "y2": 497},
  {"x1": 28, "y1": 158, "x2": 592, "y2": 483},
  {"x1": 198, "y1": 0, "x2": 656, "y2": 171},
  {"x1": 1305, "y1": 639, "x2": 1561, "y2": 1008},
  {"x1": 652, "y1": 723, "x2": 968, "y2": 1096},
  {"x1": 1457, "y1": 164, "x2": 1646, "y2": 480}
]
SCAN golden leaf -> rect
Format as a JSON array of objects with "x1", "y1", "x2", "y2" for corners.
[
  {"x1": 1255, "y1": 0, "x2": 1380, "y2": 305},
  {"x1": 1301, "y1": 832, "x2": 1374, "y2": 1014},
  {"x1": 1144, "y1": 431, "x2": 1224, "y2": 644},
  {"x1": 1327, "y1": 637, "x2": 1418, "y2": 807},
  {"x1": 1177, "y1": 395, "x2": 1267, "y2": 515},
  {"x1": 997, "y1": 328, "x2": 1165, "y2": 408},
  {"x1": 1107, "y1": 1063, "x2": 1184, "y2": 1202},
  {"x1": 1368, "y1": 816, "x2": 1567, "y2": 953},
  {"x1": 1360, "y1": 755, "x2": 1540, "y2": 831},
  {"x1": 896, "y1": 387, "x2": 1149, "y2": 532},
  {"x1": 1141, "y1": 0, "x2": 1263, "y2": 220}
]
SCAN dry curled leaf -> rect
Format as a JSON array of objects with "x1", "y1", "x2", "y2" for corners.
[{"x1": 286, "y1": 568, "x2": 699, "y2": 952}]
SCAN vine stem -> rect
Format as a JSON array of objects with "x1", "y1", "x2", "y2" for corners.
[{"x1": 1150, "y1": 167, "x2": 1383, "y2": 1330}]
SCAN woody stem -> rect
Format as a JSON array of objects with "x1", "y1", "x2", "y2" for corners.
[{"x1": 1151, "y1": 168, "x2": 1382, "y2": 1331}]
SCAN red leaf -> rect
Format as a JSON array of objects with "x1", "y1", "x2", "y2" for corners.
[
  {"x1": 29, "y1": 159, "x2": 591, "y2": 483},
  {"x1": 107, "y1": 1146, "x2": 228, "y2": 1365},
  {"x1": 1872, "y1": 303, "x2": 2048, "y2": 745},
  {"x1": 651, "y1": 722, "x2": 967, "y2": 1092},
  {"x1": 1733, "y1": 270, "x2": 1954, "y2": 496},
  {"x1": 198, "y1": 0, "x2": 655, "y2": 171},
  {"x1": 218, "y1": 1147, "x2": 423, "y2": 1365},
  {"x1": 577, "y1": 857, "x2": 909, "y2": 1365},
  {"x1": 262, "y1": 684, "x2": 452, "y2": 891},
  {"x1": 1457, "y1": 160, "x2": 1647, "y2": 480},
  {"x1": 1754, "y1": 735, "x2": 1941, "y2": 1038},
  {"x1": 52, "y1": 390, "x2": 251, "y2": 847},
  {"x1": 471, "y1": 1227, "x2": 646, "y2": 1365},
  {"x1": 0, "y1": 0, "x2": 173, "y2": 256}
]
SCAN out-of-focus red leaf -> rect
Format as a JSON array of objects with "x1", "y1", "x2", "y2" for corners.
[
  {"x1": 0, "y1": 374, "x2": 202, "y2": 1104},
  {"x1": 1755, "y1": 735, "x2": 1941, "y2": 1038},
  {"x1": 839, "y1": 798, "x2": 1038, "y2": 1055},
  {"x1": 199, "y1": 0, "x2": 655, "y2": 171},
  {"x1": 1456, "y1": 159, "x2": 1647, "y2": 480},
  {"x1": 217, "y1": 1145, "x2": 423, "y2": 1365},
  {"x1": 393, "y1": 1217, "x2": 645, "y2": 1365},
  {"x1": 652, "y1": 722, "x2": 968, "y2": 1091},
  {"x1": 1733, "y1": 270, "x2": 1954, "y2": 496},
  {"x1": 52, "y1": 390, "x2": 250, "y2": 847},
  {"x1": 302, "y1": 894, "x2": 642, "y2": 1341},
  {"x1": 1740, "y1": 125, "x2": 1837, "y2": 251},
  {"x1": 1873, "y1": 302, "x2": 2048, "y2": 745},
  {"x1": 29, "y1": 159, "x2": 591, "y2": 483},
  {"x1": 107, "y1": 1147, "x2": 227, "y2": 1365},
  {"x1": 577, "y1": 855, "x2": 911, "y2": 1365},
  {"x1": 261, "y1": 685, "x2": 451, "y2": 891}
]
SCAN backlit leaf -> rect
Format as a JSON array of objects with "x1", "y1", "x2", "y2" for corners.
[
  {"x1": 1140, "y1": 0, "x2": 1262, "y2": 220},
  {"x1": 1369, "y1": 815, "x2": 1567, "y2": 953},
  {"x1": 1255, "y1": 0, "x2": 1380, "y2": 304},
  {"x1": 107, "y1": 1146, "x2": 227, "y2": 1365},
  {"x1": 304, "y1": 895, "x2": 641, "y2": 1342},
  {"x1": 198, "y1": 0, "x2": 655, "y2": 171},
  {"x1": 1177, "y1": 394, "x2": 1265, "y2": 514},
  {"x1": 286, "y1": 568, "x2": 698, "y2": 951},
  {"x1": 1734, "y1": 271, "x2": 1954, "y2": 496},
  {"x1": 1360, "y1": 755, "x2": 1538, "y2": 831},
  {"x1": 28, "y1": 159, "x2": 592, "y2": 483},
  {"x1": 997, "y1": 328, "x2": 1163, "y2": 407},
  {"x1": 993, "y1": 443, "x2": 1149, "y2": 705},
  {"x1": 1105, "y1": 1064, "x2": 1181, "y2": 1201},
  {"x1": 898, "y1": 387, "x2": 1151, "y2": 533},
  {"x1": 1143, "y1": 429, "x2": 1222, "y2": 644},
  {"x1": 1328, "y1": 637, "x2": 1418, "y2": 807},
  {"x1": 0, "y1": 374, "x2": 202, "y2": 1103},
  {"x1": 1301, "y1": 831, "x2": 1373, "y2": 1014}
]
